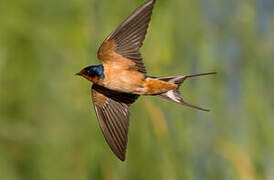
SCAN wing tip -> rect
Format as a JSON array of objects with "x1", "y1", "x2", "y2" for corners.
[
  {"x1": 119, "y1": 156, "x2": 126, "y2": 162},
  {"x1": 116, "y1": 152, "x2": 126, "y2": 161}
]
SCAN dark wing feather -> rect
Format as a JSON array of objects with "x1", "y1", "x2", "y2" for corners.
[
  {"x1": 97, "y1": 0, "x2": 156, "y2": 74},
  {"x1": 91, "y1": 84, "x2": 139, "y2": 161}
]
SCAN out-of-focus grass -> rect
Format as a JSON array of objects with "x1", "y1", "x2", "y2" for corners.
[{"x1": 0, "y1": 0, "x2": 274, "y2": 179}]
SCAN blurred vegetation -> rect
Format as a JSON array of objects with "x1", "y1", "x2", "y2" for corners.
[{"x1": 0, "y1": 0, "x2": 274, "y2": 179}]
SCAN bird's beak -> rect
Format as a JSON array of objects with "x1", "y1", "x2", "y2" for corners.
[{"x1": 75, "y1": 72, "x2": 82, "y2": 76}]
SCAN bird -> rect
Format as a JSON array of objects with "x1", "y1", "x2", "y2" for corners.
[{"x1": 76, "y1": 0, "x2": 216, "y2": 161}]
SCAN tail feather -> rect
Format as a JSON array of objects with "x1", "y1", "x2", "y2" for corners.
[{"x1": 156, "y1": 72, "x2": 216, "y2": 112}]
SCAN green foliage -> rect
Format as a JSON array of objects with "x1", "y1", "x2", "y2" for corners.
[{"x1": 0, "y1": 0, "x2": 274, "y2": 179}]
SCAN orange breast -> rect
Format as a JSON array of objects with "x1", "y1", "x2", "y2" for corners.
[
  {"x1": 101, "y1": 70, "x2": 178, "y2": 95},
  {"x1": 102, "y1": 65, "x2": 146, "y2": 94},
  {"x1": 98, "y1": 40, "x2": 147, "y2": 93}
]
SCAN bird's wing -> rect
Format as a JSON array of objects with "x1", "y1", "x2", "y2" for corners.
[
  {"x1": 97, "y1": 0, "x2": 156, "y2": 74},
  {"x1": 91, "y1": 84, "x2": 139, "y2": 161}
]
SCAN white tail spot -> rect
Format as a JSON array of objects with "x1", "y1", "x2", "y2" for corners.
[{"x1": 166, "y1": 90, "x2": 180, "y2": 103}]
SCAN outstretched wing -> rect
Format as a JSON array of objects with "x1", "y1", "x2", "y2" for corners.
[
  {"x1": 97, "y1": 0, "x2": 156, "y2": 74},
  {"x1": 91, "y1": 84, "x2": 139, "y2": 161}
]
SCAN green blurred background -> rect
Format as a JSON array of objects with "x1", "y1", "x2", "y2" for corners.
[{"x1": 0, "y1": 0, "x2": 274, "y2": 179}]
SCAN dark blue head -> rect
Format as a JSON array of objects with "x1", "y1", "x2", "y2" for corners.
[{"x1": 76, "y1": 65, "x2": 104, "y2": 83}]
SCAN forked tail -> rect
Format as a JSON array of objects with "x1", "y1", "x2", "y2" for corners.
[{"x1": 156, "y1": 72, "x2": 216, "y2": 112}]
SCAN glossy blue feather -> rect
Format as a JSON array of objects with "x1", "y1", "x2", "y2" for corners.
[{"x1": 84, "y1": 65, "x2": 104, "y2": 78}]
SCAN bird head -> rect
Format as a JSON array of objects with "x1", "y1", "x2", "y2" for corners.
[{"x1": 76, "y1": 65, "x2": 104, "y2": 83}]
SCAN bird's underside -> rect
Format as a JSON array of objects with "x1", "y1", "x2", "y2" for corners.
[{"x1": 76, "y1": 0, "x2": 215, "y2": 161}]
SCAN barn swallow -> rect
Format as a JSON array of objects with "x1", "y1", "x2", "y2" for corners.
[{"x1": 76, "y1": 0, "x2": 216, "y2": 161}]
